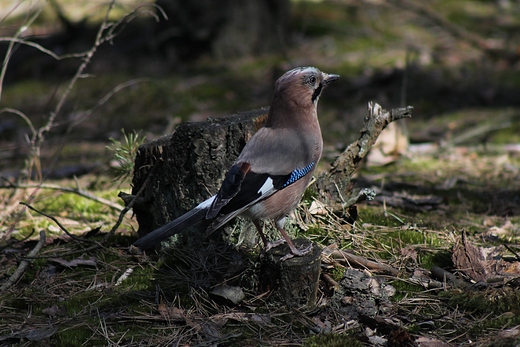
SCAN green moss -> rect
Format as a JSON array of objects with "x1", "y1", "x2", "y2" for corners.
[
  {"x1": 303, "y1": 333, "x2": 363, "y2": 347},
  {"x1": 34, "y1": 190, "x2": 119, "y2": 223},
  {"x1": 447, "y1": 288, "x2": 520, "y2": 316},
  {"x1": 16, "y1": 221, "x2": 52, "y2": 238},
  {"x1": 430, "y1": 288, "x2": 520, "y2": 340},
  {"x1": 330, "y1": 266, "x2": 345, "y2": 282},
  {"x1": 357, "y1": 207, "x2": 403, "y2": 227},
  {"x1": 55, "y1": 325, "x2": 96, "y2": 347},
  {"x1": 390, "y1": 279, "x2": 424, "y2": 302},
  {"x1": 117, "y1": 267, "x2": 154, "y2": 291},
  {"x1": 302, "y1": 186, "x2": 318, "y2": 205}
]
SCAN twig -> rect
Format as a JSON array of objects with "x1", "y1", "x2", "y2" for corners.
[
  {"x1": 328, "y1": 249, "x2": 399, "y2": 276},
  {"x1": 1, "y1": 182, "x2": 124, "y2": 212},
  {"x1": 32, "y1": 0, "x2": 118, "y2": 168},
  {"x1": 3, "y1": 0, "x2": 119, "y2": 240},
  {"x1": 321, "y1": 273, "x2": 340, "y2": 289},
  {"x1": 0, "y1": 230, "x2": 46, "y2": 293},
  {"x1": 21, "y1": 159, "x2": 161, "y2": 258},
  {"x1": 66, "y1": 78, "x2": 150, "y2": 129},
  {"x1": 0, "y1": 37, "x2": 88, "y2": 61},
  {"x1": 430, "y1": 266, "x2": 467, "y2": 289},
  {"x1": 107, "y1": 159, "x2": 161, "y2": 238},
  {"x1": 0, "y1": 4, "x2": 44, "y2": 103},
  {"x1": 0, "y1": 108, "x2": 37, "y2": 139},
  {"x1": 20, "y1": 202, "x2": 98, "y2": 245}
]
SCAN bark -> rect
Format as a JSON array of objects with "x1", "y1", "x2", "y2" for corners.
[{"x1": 260, "y1": 239, "x2": 321, "y2": 308}]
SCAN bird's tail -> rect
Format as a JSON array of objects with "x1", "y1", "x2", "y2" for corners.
[{"x1": 133, "y1": 206, "x2": 207, "y2": 250}]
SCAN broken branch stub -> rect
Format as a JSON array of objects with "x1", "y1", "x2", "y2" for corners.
[{"x1": 315, "y1": 102, "x2": 413, "y2": 210}]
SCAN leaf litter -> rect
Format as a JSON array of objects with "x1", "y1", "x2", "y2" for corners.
[{"x1": 1, "y1": 144, "x2": 520, "y2": 346}]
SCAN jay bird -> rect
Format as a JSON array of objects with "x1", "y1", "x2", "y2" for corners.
[{"x1": 134, "y1": 66, "x2": 339, "y2": 257}]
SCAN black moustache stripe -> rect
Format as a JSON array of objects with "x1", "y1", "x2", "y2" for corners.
[{"x1": 312, "y1": 83, "x2": 323, "y2": 103}]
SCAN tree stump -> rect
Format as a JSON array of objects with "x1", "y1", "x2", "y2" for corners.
[
  {"x1": 260, "y1": 239, "x2": 322, "y2": 308},
  {"x1": 130, "y1": 107, "x2": 268, "y2": 246}
]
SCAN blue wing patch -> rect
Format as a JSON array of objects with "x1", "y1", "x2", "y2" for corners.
[{"x1": 282, "y1": 162, "x2": 315, "y2": 188}]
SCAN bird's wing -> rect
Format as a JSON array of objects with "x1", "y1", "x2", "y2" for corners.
[
  {"x1": 206, "y1": 163, "x2": 315, "y2": 232},
  {"x1": 209, "y1": 162, "x2": 316, "y2": 232},
  {"x1": 236, "y1": 127, "x2": 318, "y2": 175},
  {"x1": 205, "y1": 126, "x2": 318, "y2": 229}
]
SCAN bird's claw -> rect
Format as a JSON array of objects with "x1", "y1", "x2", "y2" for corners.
[
  {"x1": 264, "y1": 239, "x2": 287, "y2": 252},
  {"x1": 264, "y1": 239, "x2": 313, "y2": 261},
  {"x1": 280, "y1": 243, "x2": 313, "y2": 261}
]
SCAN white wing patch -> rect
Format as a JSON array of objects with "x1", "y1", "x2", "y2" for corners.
[
  {"x1": 257, "y1": 177, "x2": 275, "y2": 196},
  {"x1": 196, "y1": 195, "x2": 216, "y2": 210}
]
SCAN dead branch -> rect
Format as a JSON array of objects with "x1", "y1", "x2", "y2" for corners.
[
  {"x1": 0, "y1": 230, "x2": 46, "y2": 293},
  {"x1": 3, "y1": 0, "x2": 154, "y2": 242},
  {"x1": 20, "y1": 202, "x2": 99, "y2": 245},
  {"x1": 334, "y1": 250, "x2": 398, "y2": 275},
  {"x1": 0, "y1": 5, "x2": 44, "y2": 102},
  {"x1": 449, "y1": 121, "x2": 511, "y2": 146},
  {"x1": 31, "y1": 0, "x2": 118, "y2": 178},
  {"x1": 323, "y1": 247, "x2": 399, "y2": 276},
  {"x1": 316, "y1": 102, "x2": 413, "y2": 209}
]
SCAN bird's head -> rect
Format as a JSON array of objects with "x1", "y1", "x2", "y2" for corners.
[{"x1": 272, "y1": 66, "x2": 340, "y2": 112}]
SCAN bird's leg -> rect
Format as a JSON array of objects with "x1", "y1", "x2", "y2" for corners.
[
  {"x1": 276, "y1": 225, "x2": 312, "y2": 260},
  {"x1": 253, "y1": 220, "x2": 292, "y2": 252},
  {"x1": 253, "y1": 220, "x2": 269, "y2": 248},
  {"x1": 254, "y1": 219, "x2": 313, "y2": 259}
]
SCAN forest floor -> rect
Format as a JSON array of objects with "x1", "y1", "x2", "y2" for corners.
[{"x1": 1, "y1": 0, "x2": 520, "y2": 346}]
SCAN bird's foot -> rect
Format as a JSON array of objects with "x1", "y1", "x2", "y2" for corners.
[
  {"x1": 280, "y1": 243, "x2": 313, "y2": 261},
  {"x1": 264, "y1": 239, "x2": 287, "y2": 252},
  {"x1": 264, "y1": 238, "x2": 313, "y2": 261}
]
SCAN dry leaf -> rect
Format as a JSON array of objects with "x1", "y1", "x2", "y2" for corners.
[
  {"x1": 158, "y1": 303, "x2": 185, "y2": 322},
  {"x1": 366, "y1": 120, "x2": 409, "y2": 166},
  {"x1": 453, "y1": 231, "x2": 520, "y2": 283}
]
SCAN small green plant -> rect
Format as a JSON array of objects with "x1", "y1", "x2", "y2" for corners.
[
  {"x1": 106, "y1": 129, "x2": 145, "y2": 183},
  {"x1": 303, "y1": 333, "x2": 363, "y2": 347}
]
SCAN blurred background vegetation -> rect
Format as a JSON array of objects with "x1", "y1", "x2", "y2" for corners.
[{"x1": 1, "y1": 0, "x2": 519, "y2": 178}]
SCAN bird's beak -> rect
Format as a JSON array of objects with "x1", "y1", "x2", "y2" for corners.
[{"x1": 323, "y1": 73, "x2": 340, "y2": 85}]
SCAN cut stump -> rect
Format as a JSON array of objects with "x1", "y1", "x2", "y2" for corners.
[{"x1": 260, "y1": 239, "x2": 322, "y2": 308}]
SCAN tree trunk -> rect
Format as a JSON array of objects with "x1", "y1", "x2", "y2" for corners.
[{"x1": 154, "y1": 0, "x2": 290, "y2": 62}]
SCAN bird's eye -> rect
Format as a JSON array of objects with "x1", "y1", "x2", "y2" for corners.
[{"x1": 309, "y1": 76, "x2": 316, "y2": 85}]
